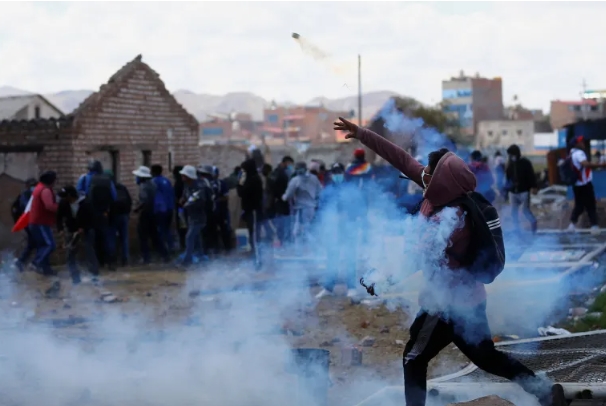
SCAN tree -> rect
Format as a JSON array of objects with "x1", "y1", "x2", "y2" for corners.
[{"x1": 368, "y1": 96, "x2": 469, "y2": 149}]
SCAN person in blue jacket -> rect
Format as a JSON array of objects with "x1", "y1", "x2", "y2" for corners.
[{"x1": 151, "y1": 164, "x2": 175, "y2": 255}]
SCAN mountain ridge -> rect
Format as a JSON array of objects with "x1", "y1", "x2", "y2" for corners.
[{"x1": 0, "y1": 86, "x2": 398, "y2": 122}]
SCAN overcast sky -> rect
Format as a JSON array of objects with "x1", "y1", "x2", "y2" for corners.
[{"x1": 1, "y1": 2, "x2": 604, "y2": 111}]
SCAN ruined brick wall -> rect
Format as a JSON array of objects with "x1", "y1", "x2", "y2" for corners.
[
  {"x1": 199, "y1": 144, "x2": 247, "y2": 177},
  {"x1": 0, "y1": 122, "x2": 76, "y2": 250},
  {"x1": 72, "y1": 65, "x2": 199, "y2": 194}
]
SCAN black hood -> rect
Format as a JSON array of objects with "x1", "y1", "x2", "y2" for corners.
[
  {"x1": 506, "y1": 145, "x2": 521, "y2": 159},
  {"x1": 39, "y1": 171, "x2": 57, "y2": 186},
  {"x1": 241, "y1": 159, "x2": 258, "y2": 175}
]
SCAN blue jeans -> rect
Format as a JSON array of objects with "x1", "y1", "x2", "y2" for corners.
[
  {"x1": 18, "y1": 226, "x2": 36, "y2": 264},
  {"x1": 112, "y1": 214, "x2": 130, "y2": 265},
  {"x1": 30, "y1": 224, "x2": 55, "y2": 273},
  {"x1": 155, "y1": 211, "x2": 174, "y2": 254},
  {"x1": 182, "y1": 222, "x2": 204, "y2": 265}
]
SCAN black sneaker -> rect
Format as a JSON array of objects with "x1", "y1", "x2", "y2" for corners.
[{"x1": 541, "y1": 384, "x2": 567, "y2": 406}]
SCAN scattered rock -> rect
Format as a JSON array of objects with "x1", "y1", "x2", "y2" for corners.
[
  {"x1": 102, "y1": 294, "x2": 119, "y2": 303},
  {"x1": 360, "y1": 320, "x2": 370, "y2": 329},
  {"x1": 146, "y1": 292, "x2": 152, "y2": 297},
  {"x1": 341, "y1": 346, "x2": 362, "y2": 366},
  {"x1": 380, "y1": 326, "x2": 390, "y2": 334},
  {"x1": 359, "y1": 336, "x2": 375, "y2": 347},
  {"x1": 330, "y1": 337, "x2": 341, "y2": 344},
  {"x1": 395, "y1": 339, "x2": 405, "y2": 346},
  {"x1": 447, "y1": 395, "x2": 515, "y2": 406},
  {"x1": 63, "y1": 303, "x2": 72, "y2": 309},
  {"x1": 320, "y1": 341, "x2": 332, "y2": 347},
  {"x1": 45, "y1": 281, "x2": 61, "y2": 298},
  {"x1": 188, "y1": 290, "x2": 201, "y2": 298},
  {"x1": 569, "y1": 307, "x2": 588, "y2": 317}
]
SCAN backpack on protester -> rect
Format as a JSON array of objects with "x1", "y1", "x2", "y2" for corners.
[
  {"x1": 558, "y1": 155, "x2": 578, "y2": 186},
  {"x1": 410, "y1": 191, "x2": 506, "y2": 284},
  {"x1": 113, "y1": 183, "x2": 132, "y2": 215},
  {"x1": 11, "y1": 192, "x2": 27, "y2": 224},
  {"x1": 86, "y1": 173, "x2": 114, "y2": 214}
]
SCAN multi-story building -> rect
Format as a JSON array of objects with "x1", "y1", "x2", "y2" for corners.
[
  {"x1": 550, "y1": 94, "x2": 606, "y2": 130},
  {"x1": 199, "y1": 112, "x2": 259, "y2": 145},
  {"x1": 442, "y1": 71, "x2": 504, "y2": 143},
  {"x1": 261, "y1": 102, "x2": 353, "y2": 144},
  {"x1": 476, "y1": 119, "x2": 535, "y2": 153}
]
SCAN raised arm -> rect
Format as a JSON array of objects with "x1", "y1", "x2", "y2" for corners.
[{"x1": 356, "y1": 128, "x2": 424, "y2": 186}]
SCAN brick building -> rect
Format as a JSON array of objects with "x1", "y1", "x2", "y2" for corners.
[
  {"x1": 260, "y1": 103, "x2": 353, "y2": 144},
  {"x1": 550, "y1": 99, "x2": 606, "y2": 130},
  {"x1": 199, "y1": 112, "x2": 259, "y2": 145},
  {"x1": 0, "y1": 54, "x2": 199, "y2": 245}
]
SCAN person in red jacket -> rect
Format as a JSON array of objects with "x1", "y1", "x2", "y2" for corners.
[
  {"x1": 29, "y1": 171, "x2": 59, "y2": 276},
  {"x1": 333, "y1": 117, "x2": 565, "y2": 406}
]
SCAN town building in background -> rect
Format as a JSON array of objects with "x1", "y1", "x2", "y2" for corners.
[
  {"x1": 199, "y1": 112, "x2": 259, "y2": 146},
  {"x1": 0, "y1": 94, "x2": 64, "y2": 121},
  {"x1": 476, "y1": 119, "x2": 535, "y2": 153},
  {"x1": 260, "y1": 101, "x2": 354, "y2": 145},
  {"x1": 550, "y1": 89, "x2": 606, "y2": 130},
  {"x1": 441, "y1": 70, "x2": 504, "y2": 143}
]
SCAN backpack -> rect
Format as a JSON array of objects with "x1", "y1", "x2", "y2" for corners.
[
  {"x1": 558, "y1": 155, "x2": 578, "y2": 186},
  {"x1": 11, "y1": 191, "x2": 29, "y2": 223},
  {"x1": 87, "y1": 173, "x2": 114, "y2": 214},
  {"x1": 113, "y1": 184, "x2": 132, "y2": 215},
  {"x1": 412, "y1": 192, "x2": 506, "y2": 284}
]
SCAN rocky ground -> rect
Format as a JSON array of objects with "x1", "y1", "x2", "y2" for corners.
[{"x1": 0, "y1": 262, "x2": 470, "y2": 406}]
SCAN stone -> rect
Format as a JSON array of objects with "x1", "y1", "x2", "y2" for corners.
[
  {"x1": 446, "y1": 395, "x2": 516, "y2": 406},
  {"x1": 570, "y1": 307, "x2": 588, "y2": 317},
  {"x1": 380, "y1": 326, "x2": 390, "y2": 334},
  {"x1": 395, "y1": 339, "x2": 405, "y2": 346},
  {"x1": 341, "y1": 346, "x2": 362, "y2": 366},
  {"x1": 359, "y1": 336, "x2": 375, "y2": 347},
  {"x1": 360, "y1": 320, "x2": 370, "y2": 329},
  {"x1": 102, "y1": 294, "x2": 119, "y2": 303}
]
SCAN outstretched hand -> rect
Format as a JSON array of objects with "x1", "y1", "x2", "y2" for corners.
[{"x1": 333, "y1": 117, "x2": 359, "y2": 139}]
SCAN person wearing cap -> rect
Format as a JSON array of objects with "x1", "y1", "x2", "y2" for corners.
[
  {"x1": 178, "y1": 165, "x2": 212, "y2": 266},
  {"x1": 568, "y1": 135, "x2": 606, "y2": 231},
  {"x1": 57, "y1": 185, "x2": 96, "y2": 284},
  {"x1": 133, "y1": 166, "x2": 169, "y2": 264},
  {"x1": 505, "y1": 144, "x2": 538, "y2": 233},
  {"x1": 29, "y1": 171, "x2": 59, "y2": 276}
]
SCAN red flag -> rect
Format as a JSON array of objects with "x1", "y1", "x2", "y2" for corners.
[{"x1": 12, "y1": 183, "x2": 42, "y2": 233}]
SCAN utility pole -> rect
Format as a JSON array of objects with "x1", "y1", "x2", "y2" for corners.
[
  {"x1": 581, "y1": 78, "x2": 588, "y2": 120},
  {"x1": 358, "y1": 54, "x2": 362, "y2": 127}
]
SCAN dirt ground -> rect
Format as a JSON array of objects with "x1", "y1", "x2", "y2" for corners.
[{"x1": 0, "y1": 263, "x2": 470, "y2": 406}]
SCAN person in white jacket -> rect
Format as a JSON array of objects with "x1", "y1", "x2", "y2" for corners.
[{"x1": 282, "y1": 162, "x2": 323, "y2": 242}]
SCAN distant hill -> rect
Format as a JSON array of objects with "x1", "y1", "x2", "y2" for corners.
[{"x1": 0, "y1": 86, "x2": 399, "y2": 122}]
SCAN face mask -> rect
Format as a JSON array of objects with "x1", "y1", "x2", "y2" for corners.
[
  {"x1": 286, "y1": 165, "x2": 294, "y2": 177},
  {"x1": 135, "y1": 177, "x2": 142, "y2": 185},
  {"x1": 295, "y1": 168, "x2": 307, "y2": 176},
  {"x1": 332, "y1": 174, "x2": 344, "y2": 184}
]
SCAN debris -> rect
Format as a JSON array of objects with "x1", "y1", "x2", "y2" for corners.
[
  {"x1": 320, "y1": 341, "x2": 332, "y2": 347},
  {"x1": 146, "y1": 292, "x2": 152, "y2": 297},
  {"x1": 45, "y1": 281, "x2": 61, "y2": 298},
  {"x1": 102, "y1": 294, "x2": 119, "y2": 303},
  {"x1": 359, "y1": 336, "x2": 375, "y2": 347},
  {"x1": 341, "y1": 346, "x2": 362, "y2": 366},
  {"x1": 360, "y1": 320, "x2": 370, "y2": 329},
  {"x1": 538, "y1": 326, "x2": 572, "y2": 337},
  {"x1": 570, "y1": 307, "x2": 588, "y2": 317},
  {"x1": 447, "y1": 395, "x2": 515, "y2": 406},
  {"x1": 188, "y1": 290, "x2": 201, "y2": 298},
  {"x1": 380, "y1": 326, "x2": 390, "y2": 334},
  {"x1": 330, "y1": 337, "x2": 341, "y2": 345},
  {"x1": 395, "y1": 339, "x2": 405, "y2": 346}
]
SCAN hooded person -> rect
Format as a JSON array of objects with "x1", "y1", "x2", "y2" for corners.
[
  {"x1": 505, "y1": 144, "x2": 538, "y2": 233},
  {"x1": 332, "y1": 116, "x2": 564, "y2": 406},
  {"x1": 211, "y1": 166, "x2": 232, "y2": 252},
  {"x1": 468, "y1": 150, "x2": 496, "y2": 204},
  {"x1": 29, "y1": 171, "x2": 59, "y2": 276},
  {"x1": 282, "y1": 161, "x2": 323, "y2": 243},
  {"x1": 198, "y1": 165, "x2": 219, "y2": 257},
  {"x1": 237, "y1": 158, "x2": 264, "y2": 269},
  {"x1": 13, "y1": 177, "x2": 39, "y2": 272},
  {"x1": 105, "y1": 170, "x2": 132, "y2": 267},
  {"x1": 267, "y1": 156, "x2": 295, "y2": 245}
]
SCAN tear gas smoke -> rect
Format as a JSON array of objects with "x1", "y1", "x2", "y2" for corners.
[{"x1": 291, "y1": 32, "x2": 351, "y2": 77}]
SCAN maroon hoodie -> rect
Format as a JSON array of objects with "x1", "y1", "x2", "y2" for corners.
[{"x1": 356, "y1": 128, "x2": 486, "y2": 310}]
